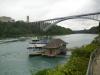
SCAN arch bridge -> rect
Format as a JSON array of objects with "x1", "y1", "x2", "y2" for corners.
[{"x1": 31, "y1": 12, "x2": 100, "y2": 31}]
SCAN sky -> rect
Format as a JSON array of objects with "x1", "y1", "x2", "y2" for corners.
[{"x1": 0, "y1": 0, "x2": 100, "y2": 30}]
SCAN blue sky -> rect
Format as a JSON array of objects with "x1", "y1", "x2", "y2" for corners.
[{"x1": 0, "y1": 0, "x2": 99, "y2": 30}]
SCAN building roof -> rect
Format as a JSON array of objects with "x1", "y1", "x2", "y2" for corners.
[{"x1": 43, "y1": 39, "x2": 67, "y2": 49}]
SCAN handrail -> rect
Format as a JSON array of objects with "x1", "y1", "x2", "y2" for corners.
[{"x1": 86, "y1": 49, "x2": 99, "y2": 75}]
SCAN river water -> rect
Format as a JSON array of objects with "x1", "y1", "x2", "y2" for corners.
[{"x1": 0, "y1": 34, "x2": 98, "y2": 75}]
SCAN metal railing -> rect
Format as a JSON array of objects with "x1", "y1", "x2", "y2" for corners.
[{"x1": 86, "y1": 48, "x2": 100, "y2": 75}]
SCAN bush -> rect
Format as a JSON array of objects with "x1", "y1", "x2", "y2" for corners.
[
  {"x1": 35, "y1": 69, "x2": 65, "y2": 75},
  {"x1": 71, "y1": 48, "x2": 90, "y2": 58},
  {"x1": 63, "y1": 57, "x2": 89, "y2": 75}
]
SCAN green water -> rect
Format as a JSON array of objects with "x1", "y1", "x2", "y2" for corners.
[{"x1": 0, "y1": 34, "x2": 98, "y2": 75}]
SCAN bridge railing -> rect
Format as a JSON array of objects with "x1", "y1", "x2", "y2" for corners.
[{"x1": 86, "y1": 48, "x2": 100, "y2": 75}]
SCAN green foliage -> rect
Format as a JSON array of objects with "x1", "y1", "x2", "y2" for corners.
[
  {"x1": 0, "y1": 22, "x2": 73, "y2": 38},
  {"x1": 74, "y1": 26, "x2": 99, "y2": 34},
  {"x1": 71, "y1": 43, "x2": 98, "y2": 58},
  {"x1": 63, "y1": 57, "x2": 89, "y2": 75},
  {"x1": 88, "y1": 26, "x2": 99, "y2": 33},
  {"x1": 0, "y1": 22, "x2": 33, "y2": 37},
  {"x1": 35, "y1": 69, "x2": 65, "y2": 75},
  {"x1": 82, "y1": 44, "x2": 98, "y2": 53},
  {"x1": 35, "y1": 69, "x2": 50, "y2": 75},
  {"x1": 62, "y1": 43, "x2": 98, "y2": 75},
  {"x1": 46, "y1": 26, "x2": 73, "y2": 35},
  {"x1": 71, "y1": 48, "x2": 90, "y2": 58}
]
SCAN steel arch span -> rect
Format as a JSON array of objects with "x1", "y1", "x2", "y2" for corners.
[{"x1": 31, "y1": 12, "x2": 100, "y2": 31}]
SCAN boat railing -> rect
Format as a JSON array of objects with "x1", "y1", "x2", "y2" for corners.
[{"x1": 86, "y1": 48, "x2": 100, "y2": 75}]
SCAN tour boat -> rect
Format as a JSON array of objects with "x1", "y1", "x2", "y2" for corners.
[{"x1": 27, "y1": 37, "x2": 49, "y2": 56}]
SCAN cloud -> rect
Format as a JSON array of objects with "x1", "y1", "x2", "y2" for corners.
[
  {"x1": 0, "y1": 0, "x2": 99, "y2": 30},
  {"x1": 58, "y1": 19, "x2": 99, "y2": 30}
]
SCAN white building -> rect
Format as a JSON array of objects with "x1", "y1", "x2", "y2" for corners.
[{"x1": 0, "y1": 16, "x2": 15, "y2": 22}]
